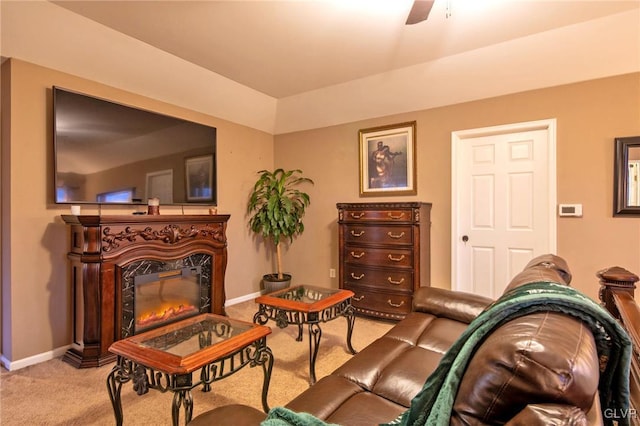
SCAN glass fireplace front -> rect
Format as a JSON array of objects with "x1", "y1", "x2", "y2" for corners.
[
  {"x1": 133, "y1": 266, "x2": 202, "y2": 333},
  {"x1": 120, "y1": 254, "x2": 213, "y2": 339}
]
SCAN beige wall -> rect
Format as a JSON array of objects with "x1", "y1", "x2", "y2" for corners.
[
  {"x1": 276, "y1": 72, "x2": 640, "y2": 302},
  {"x1": 2, "y1": 57, "x2": 640, "y2": 367},
  {"x1": 1, "y1": 59, "x2": 273, "y2": 363}
]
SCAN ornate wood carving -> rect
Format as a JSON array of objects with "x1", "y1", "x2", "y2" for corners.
[{"x1": 102, "y1": 223, "x2": 225, "y2": 252}]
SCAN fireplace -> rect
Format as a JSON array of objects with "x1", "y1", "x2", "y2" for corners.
[
  {"x1": 120, "y1": 257, "x2": 211, "y2": 337},
  {"x1": 133, "y1": 266, "x2": 201, "y2": 333},
  {"x1": 61, "y1": 214, "x2": 229, "y2": 368}
]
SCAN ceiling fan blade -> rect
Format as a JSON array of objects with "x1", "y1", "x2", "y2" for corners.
[{"x1": 405, "y1": 0, "x2": 435, "y2": 25}]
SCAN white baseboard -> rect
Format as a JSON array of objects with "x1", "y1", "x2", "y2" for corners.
[
  {"x1": 1, "y1": 293, "x2": 260, "y2": 372},
  {"x1": 225, "y1": 291, "x2": 261, "y2": 306},
  {"x1": 1, "y1": 345, "x2": 70, "y2": 371}
]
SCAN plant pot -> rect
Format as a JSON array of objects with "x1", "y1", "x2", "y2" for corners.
[{"x1": 262, "y1": 273, "x2": 292, "y2": 294}]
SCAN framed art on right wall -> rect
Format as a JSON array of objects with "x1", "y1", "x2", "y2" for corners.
[
  {"x1": 359, "y1": 121, "x2": 417, "y2": 197},
  {"x1": 614, "y1": 135, "x2": 640, "y2": 216}
]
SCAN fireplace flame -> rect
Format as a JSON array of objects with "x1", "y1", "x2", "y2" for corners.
[{"x1": 136, "y1": 302, "x2": 198, "y2": 329}]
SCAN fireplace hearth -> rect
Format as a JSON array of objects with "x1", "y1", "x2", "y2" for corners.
[{"x1": 61, "y1": 214, "x2": 229, "y2": 368}]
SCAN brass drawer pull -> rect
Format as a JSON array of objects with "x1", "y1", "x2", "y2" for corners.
[
  {"x1": 350, "y1": 273, "x2": 365, "y2": 280},
  {"x1": 350, "y1": 230, "x2": 365, "y2": 237},
  {"x1": 350, "y1": 212, "x2": 365, "y2": 219},
  {"x1": 353, "y1": 295, "x2": 365, "y2": 302},
  {"x1": 350, "y1": 251, "x2": 365, "y2": 259},
  {"x1": 388, "y1": 254, "x2": 405, "y2": 262},
  {"x1": 387, "y1": 213, "x2": 405, "y2": 220},
  {"x1": 387, "y1": 300, "x2": 405, "y2": 308},
  {"x1": 387, "y1": 231, "x2": 405, "y2": 239},
  {"x1": 387, "y1": 277, "x2": 405, "y2": 285}
]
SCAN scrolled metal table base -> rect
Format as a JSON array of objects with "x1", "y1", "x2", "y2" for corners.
[
  {"x1": 106, "y1": 338, "x2": 273, "y2": 426},
  {"x1": 254, "y1": 299, "x2": 356, "y2": 385}
]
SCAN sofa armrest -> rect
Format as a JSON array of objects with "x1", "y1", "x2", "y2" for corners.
[
  {"x1": 452, "y1": 311, "x2": 600, "y2": 425},
  {"x1": 412, "y1": 287, "x2": 493, "y2": 324},
  {"x1": 505, "y1": 404, "x2": 587, "y2": 426}
]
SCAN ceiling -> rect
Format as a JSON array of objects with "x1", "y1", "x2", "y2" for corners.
[{"x1": 51, "y1": 0, "x2": 640, "y2": 99}]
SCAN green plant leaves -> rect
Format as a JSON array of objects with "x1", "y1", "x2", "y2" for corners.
[{"x1": 247, "y1": 168, "x2": 314, "y2": 251}]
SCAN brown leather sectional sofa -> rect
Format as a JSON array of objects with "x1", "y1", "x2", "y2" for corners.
[{"x1": 190, "y1": 255, "x2": 622, "y2": 425}]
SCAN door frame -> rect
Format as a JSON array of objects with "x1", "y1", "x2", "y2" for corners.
[{"x1": 451, "y1": 119, "x2": 558, "y2": 291}]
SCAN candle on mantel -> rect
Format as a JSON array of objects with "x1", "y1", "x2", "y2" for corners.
[{"x1": 147, "y1": 198, "x2": 160, "y2": 215}]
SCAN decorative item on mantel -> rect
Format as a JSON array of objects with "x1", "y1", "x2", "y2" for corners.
[{"x1": 147, "y1": 197, "x2": 160, "y2": 215}]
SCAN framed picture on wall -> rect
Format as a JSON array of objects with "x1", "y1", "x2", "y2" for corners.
[
  {"x1": 359, "y1": 121, "x2": 417, "y2": 197},
  {"x1": 185, "y1": 155, "x2": 214, "y2": 202}
]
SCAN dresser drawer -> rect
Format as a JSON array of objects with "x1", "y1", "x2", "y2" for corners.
[
  {"x1": 344, "y1": 246, "x2": 413, "y2": 268},
  {"x1": 343, "y1": 264, "x2": 413, "y2": 292},
  {"x1": 344, "y1": 225, "x2": 413, "y2": 245},
  {"x1": 342, "y1": 208, "x2": 413, "y2": 223},
  {"x1": 346, "y1": 286, "x2": 412, "y2": 319}
]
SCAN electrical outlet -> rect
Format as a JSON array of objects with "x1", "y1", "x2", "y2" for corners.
[{"x1": 329, "y1": 268, "x2": 336, "y2": 278}]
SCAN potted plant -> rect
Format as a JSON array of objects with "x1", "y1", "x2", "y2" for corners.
[{"x1": 247, "y1": 168, "x2": 314, "y2": 293}]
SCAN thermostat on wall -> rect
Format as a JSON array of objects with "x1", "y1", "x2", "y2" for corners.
[{"x1": 558, "y1": 204, "x2": 583, "y2": 217}]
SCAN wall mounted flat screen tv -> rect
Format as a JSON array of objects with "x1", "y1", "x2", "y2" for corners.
[{"x1": 53, "y1": 86, "x2": 217, "y2": 205}]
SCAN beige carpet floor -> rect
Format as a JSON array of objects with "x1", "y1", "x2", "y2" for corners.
[{"x1": 0, "y1": 299, "x2": 393, "y2": 425}]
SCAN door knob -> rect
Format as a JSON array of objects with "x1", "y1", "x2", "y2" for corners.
[{"x1": 462, "y1": 235, "x2": 469, "y2": 243}]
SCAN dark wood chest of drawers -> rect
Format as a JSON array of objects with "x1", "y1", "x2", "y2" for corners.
[{"x1": 337, "y1": 202, "x2": 431, "y2": 321}]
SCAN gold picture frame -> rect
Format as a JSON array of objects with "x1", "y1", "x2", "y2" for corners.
[{"x1": 359, "y1": 121, "x2": 417, "y2": 197}]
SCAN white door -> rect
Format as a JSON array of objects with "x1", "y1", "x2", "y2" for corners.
[
  {"x1": 146, "y1": 169, "x2": 174, "y2": 204},
  {"x1": 452, "y1": 119, "x2": 557, "y2": 298}
]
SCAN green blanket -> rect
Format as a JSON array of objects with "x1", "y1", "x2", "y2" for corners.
[
  {"x1": 262, "y1": 281, "x2": 632, "y2": 426},
  {"x1": 262, "y1": 409, "x2": 339, "y2": 426}
]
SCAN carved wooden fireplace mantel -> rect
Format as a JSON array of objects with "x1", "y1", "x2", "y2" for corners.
[{"x1": 61, "y1": 214, "x2": 230, "y2": 368}]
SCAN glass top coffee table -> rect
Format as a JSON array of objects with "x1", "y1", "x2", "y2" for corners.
[
  {"x1": 254, "y1": 285, "x2": 356, "y2": 385},
  {"x1": 106, "y1": 313, "x2": 273, "y2": 426}
]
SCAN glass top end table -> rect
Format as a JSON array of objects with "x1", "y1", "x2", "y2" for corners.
[
  {"x1": 137, "y1": 315, "x2": 255, "y2": 359},
  {"x1": 254, "y1": 285, "x2": 356, "y2": 384},
  {"x1": 110, "y1": 314, "x2": 267, "y2": 372},
  {"x1": 255, "y1": 284, "x2": 354, "y2": 313},
  {"x1": 107, "y1": 313, "x2": 273, "y2": 426}
]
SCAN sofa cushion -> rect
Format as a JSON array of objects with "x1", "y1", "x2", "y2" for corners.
[
  {"x1": 285, "y1": 376, "x2": 404, "y2": 426},
  {"x1": 284, "y1": 311, "x2": 476, "y2": 421},
  {"x1": 523, "y1": 253, "x2": 572, "y2": 283},
  {"x1": 451, "y1": 312, "x2": 599, "y2": 424},
  {"x1": 412, "y1": 287, "x2": 492, "y2": 323},
  {"x1": 188, "y1": 404, "x2": 267, "y2": 426},
  {"x1": 323, "y1": 392, "x2": 406, "y2": 426},
  {"x1": 504, "y1": 253, "x2": 573, "y2": 294},
  {"x1": 505, "y1": 404, "x2": 588, "y2": 426}
]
